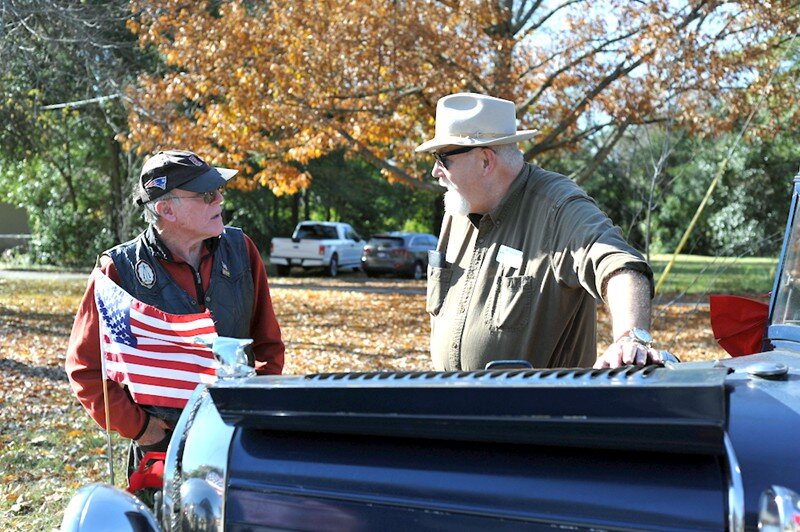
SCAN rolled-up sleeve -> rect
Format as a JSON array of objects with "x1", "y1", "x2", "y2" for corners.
[{"x1": 548, "y1": 196, "x2": 653, "y2": 303}]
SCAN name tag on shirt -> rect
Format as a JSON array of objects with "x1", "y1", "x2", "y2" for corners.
[{"x1": 496, "y1": 245, "x2": 523, "y2": 270}]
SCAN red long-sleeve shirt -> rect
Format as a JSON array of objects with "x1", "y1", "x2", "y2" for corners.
[{"x1": 65, "y1": 234, "x2": 284, "y2": 439}]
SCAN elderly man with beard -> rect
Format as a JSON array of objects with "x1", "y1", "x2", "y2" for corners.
[{"x1": 417, "y1": 93, "x2": 667, "y2": 371}]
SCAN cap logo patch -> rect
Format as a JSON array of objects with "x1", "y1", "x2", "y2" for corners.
[
  {"x1": 188, "y1": 155, "x2": 203, "y2": 166},
  {"x1": 145, "y1": 176, "x2": 167, "y2": 190},
  {"x1": 135, "y1": 260, "x2": 156, "y2": 288}
]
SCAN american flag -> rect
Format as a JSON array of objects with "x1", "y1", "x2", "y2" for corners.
[{"x1": 94, "y1": 271, "x2": 219, "y2": 409}]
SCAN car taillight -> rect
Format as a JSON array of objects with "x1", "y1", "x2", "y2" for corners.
[
  {"x1": 270, "y1": 242, "x2": 274, "y2": 253},
  {"x1": 319, "y1": 245, "x2": 325, "y2": 256},
  {"x1": 363, "y1": 248, "x2": 373, "y2": 256}
]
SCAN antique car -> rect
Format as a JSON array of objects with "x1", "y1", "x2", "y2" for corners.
[{"x1": 61, "y1": 176, "x2": 800, "y2": 531}]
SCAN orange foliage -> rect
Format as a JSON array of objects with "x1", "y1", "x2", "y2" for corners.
[{"x1": 123, "y1": 0, "x2": 800, "y2": 193}]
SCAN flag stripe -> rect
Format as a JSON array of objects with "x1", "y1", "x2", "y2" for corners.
[
  {"x1": 106, "y1": 369, "x2": 206, "y2": 391},
  {"x1": 132, "y1": 307, "x2": 217, "y2": 334},
  {"x1": 120, "y1": 336, "x2": 217, "y2": 359},
  {"x1": 102, "y1": 336, "x2": 218, "y2": 368},
  {"x1": 133, "y1": 301, "x2": 217, "y2": 325},
  {"x1": 106, "y1": 360, "x2": 217, "y2": 385},
  {"x1": 105, "y1": 349, "x2": 217, "y2": 375},
  {"x1": 122, "y1": 392, "x2": 187, "y2": 409},
  {"x1": 129, "y1": 324, "x2": 216, "y2": 350}
]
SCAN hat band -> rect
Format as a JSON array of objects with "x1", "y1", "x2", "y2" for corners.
[{"x1": 443, "y1": 131, "x2": 518, "y2": 139}]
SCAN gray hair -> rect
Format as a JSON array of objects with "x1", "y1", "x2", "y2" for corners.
[
  {"x1": 140, "y1": 190, "x2": 181, "y2": 225},
  {"x1": 492, "y1": 143, "x2": 524, "y2": 166}
]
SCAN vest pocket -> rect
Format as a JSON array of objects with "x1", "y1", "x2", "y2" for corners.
[
  {"x1": 486, "y1": 275, "x2": 533, "y2": 331},
  {"x1": 426, "y1": 267, "x2": 453, "y2": 316}
]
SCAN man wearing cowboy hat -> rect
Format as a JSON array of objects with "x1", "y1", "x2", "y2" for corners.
[
  {"x1": 66, "y1": 150, "x2": 284, "y2": 466},
  {"x1": 417, "y1": 93, "x2": 665, "y2": 370}
]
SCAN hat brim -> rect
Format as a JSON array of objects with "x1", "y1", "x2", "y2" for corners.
[
  {"x1": 179, "y1": 167, "x2": 238, "y2": 193},
  {"x1": 414, "y1": 130, "x2": 538, "y2": 153}
]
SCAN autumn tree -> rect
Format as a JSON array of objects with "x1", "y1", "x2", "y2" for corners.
[
  {"x1": 124, "y1": 0, "x2": 800, "y2": 195},
  {"x1": 0, "y1": 0, "x2": 146, "y2": 263}
]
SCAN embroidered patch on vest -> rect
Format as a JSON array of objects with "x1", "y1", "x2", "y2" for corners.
[
  {"x1": 135, "y1": 260, "x2": 156, "y2": 288},
  {"x1": 221, "y1": 261, "x2": 230, "y2": 278}
]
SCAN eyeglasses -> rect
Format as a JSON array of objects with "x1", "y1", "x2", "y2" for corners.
[
  {"x1": 172, "y1": 187, "x2": 224, "y2": 204},
  {"x1": 433, "y1": 146, "x2": 478, "y2": 169}
]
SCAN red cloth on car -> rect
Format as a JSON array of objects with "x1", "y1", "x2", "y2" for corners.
[{"x1": 709, "y1": 295, "x2": 769, "y2": 357}]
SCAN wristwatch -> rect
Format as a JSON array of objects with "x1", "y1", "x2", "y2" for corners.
[{"x1": 616, "y1": 327, "x2": 653, "y2": 347}]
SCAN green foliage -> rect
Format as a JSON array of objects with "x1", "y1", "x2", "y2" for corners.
[
  {"x1": 302, "y1": 151, "x2": 440, "y2": 238},
  {"x1": 565, "y1": 124, "x2": 798, "y2": 258},
  {"x1": 28, "y1": 204, "x2": 116, "y2": 267}
]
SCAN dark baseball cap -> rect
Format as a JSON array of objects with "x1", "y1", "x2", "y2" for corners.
[{"x1": 135, "y1": 150, "x2": 238, "y2": 205}]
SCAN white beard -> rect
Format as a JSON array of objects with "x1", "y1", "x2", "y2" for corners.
[{"x1": 443, "y1": 189, "x2": 471, "y2": 216}]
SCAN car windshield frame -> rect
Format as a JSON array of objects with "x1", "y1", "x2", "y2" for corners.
[{"x1": 767, "y1": 177, "x2": 800, "y2": 347}]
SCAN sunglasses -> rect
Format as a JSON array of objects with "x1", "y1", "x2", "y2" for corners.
[
  {"x1": 433, "y1": 146, "x2": 478, "y2": 169},
  {"x1": 173, "y1": 187, "x2": 224, "y2": 205}
]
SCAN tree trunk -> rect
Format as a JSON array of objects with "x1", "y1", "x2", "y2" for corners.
[
  {"x1": 489, "y1": 1, "x2": 515, "y2": 99},
  {"x1": 291, "y1": 193, "x2": 300, "y2": 227}
]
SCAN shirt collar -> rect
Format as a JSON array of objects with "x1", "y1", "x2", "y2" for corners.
[{"x1": 143, "y1": 225, "x2": 221, "y2": 263}]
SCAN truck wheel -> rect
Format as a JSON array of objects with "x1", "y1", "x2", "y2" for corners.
[
  {"x1": 411, "y1": 261, "x2": 424, "y2": 281},
  {"x1": 276, "y1": 265, "x2": 291, "y2": 276},
  {"x1": 327, "y1": 255, "x2": 339, "y2": 277}
]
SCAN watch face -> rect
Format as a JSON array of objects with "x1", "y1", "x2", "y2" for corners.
[{"x1": 631, "y1": 327, "x2": 653, "y2": 344}]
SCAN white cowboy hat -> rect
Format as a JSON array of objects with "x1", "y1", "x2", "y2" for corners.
[{"x1": 415, "y1": 93, "x2": 537, "y2": 153}]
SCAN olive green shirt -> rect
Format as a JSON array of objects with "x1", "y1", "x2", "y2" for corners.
[{"x1": 428, "y1": 163, "x2": 653, "y2": 370}]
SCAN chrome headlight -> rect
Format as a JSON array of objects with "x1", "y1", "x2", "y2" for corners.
[
  {"x1": 163, "y1": 385, "x2": 234, "y2": 531},
  {"x1": 61, "y1": 483, "x2": 159, "y2": 532}
]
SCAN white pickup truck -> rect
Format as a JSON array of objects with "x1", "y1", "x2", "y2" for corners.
[{"x1": 270, "y1": 221, "x2": 366, "y2": 277}]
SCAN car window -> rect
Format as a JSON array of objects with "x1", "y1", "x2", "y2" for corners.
[
  {"x1": 345, "y1": 229, "x2": 361, "y2": 242},
  {"x1": 295, "y1": 225, "x2": 338, "y2": 240},
  {"x1": 368, "y1": 237, "x2": 403, "y2": 248}
]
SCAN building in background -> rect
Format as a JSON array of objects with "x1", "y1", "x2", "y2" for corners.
[{"x1": 0, "y1": 203, "x2": 30, "y2": 253}]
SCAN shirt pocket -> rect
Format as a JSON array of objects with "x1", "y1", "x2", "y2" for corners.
[
  {"x1": 485, "y1": 275, "x2": 533, "y2": 331},
  {"x1": 426, "y1": 267, "x2": 453, "y2": 316}
]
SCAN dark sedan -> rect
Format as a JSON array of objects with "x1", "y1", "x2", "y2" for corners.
[{"x1": 361, "y1": 232, "x2": 438, "y2": 280}]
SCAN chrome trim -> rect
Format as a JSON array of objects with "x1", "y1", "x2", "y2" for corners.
[
  {"x1": 724, "y1": 433, "x2": 745, "y2": 532},
  {"x1": 162, "y1": 385, "x2": 234, "y2": 531},
  {"x1": 758, "y1": 485, "x2": 800, "y2": 531},
  {"x1": 163, "y1": 385, "x2": 211, "y2": 531}
]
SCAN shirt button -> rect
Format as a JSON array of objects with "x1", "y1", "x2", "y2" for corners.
[
  {"x1": 205, "y1": 296, "x2": 211, "y2": 302},
  {"x1": 191, "y1": 299, "x2": 197, "y2": 305}
]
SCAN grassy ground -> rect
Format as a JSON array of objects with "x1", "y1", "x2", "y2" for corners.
[
  {"x1": 651, "y1": 254, "x2": 778, "y2": 297},
  {"x1": 0, "y1": 255, "x2": 774, "y2": 529}
]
